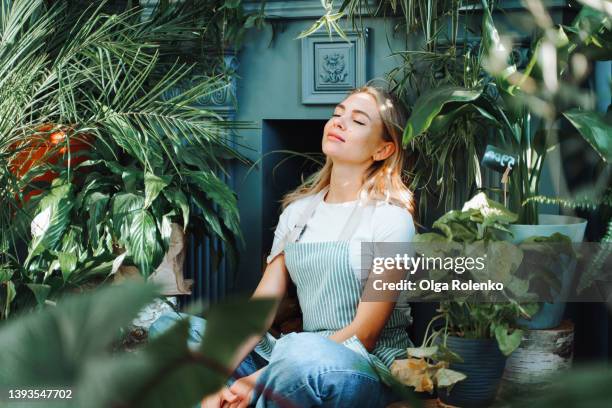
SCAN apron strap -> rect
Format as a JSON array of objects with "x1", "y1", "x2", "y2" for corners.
[
  {"x1": 336, "y1": 202, "x2": 366, "y2": 241},
  {"x1": 267, "y1": 187, "x2": 368, "y2": 263},
  {"x1": 286, "y1": 187, "x2": 328, "y2": 244}
]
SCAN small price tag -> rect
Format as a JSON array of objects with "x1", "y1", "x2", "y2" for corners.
[{"x1": 481, "y1": 145, "x2": 518, "y2": 173}]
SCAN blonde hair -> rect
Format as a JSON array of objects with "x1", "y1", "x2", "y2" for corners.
[{"x1": 281, "y1": 84, "x2": 415, "y2": 216}]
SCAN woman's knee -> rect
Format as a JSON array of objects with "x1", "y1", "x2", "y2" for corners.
[
  {"x1": 273, "y1": 333, "x2": 375, "y2": 374},
  {"x1": 258, "y1": 359, "x2": 385, "y2": 407}
]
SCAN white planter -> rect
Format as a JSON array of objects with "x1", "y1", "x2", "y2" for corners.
[
  {"x1": 508, "y1": 214, "x2": 587, "y2": 330},
  {"x1": 508, "y1": 214, "x2": 587, "y2": 244}
]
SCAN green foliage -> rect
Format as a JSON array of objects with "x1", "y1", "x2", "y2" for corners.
[
  {"x1": 414, "y1": 193, "x2": 542, "y2": 357},
  {"x1": 0, "y1": 0, "x2": 251, "y2": 318},
  {"x1": 298, "y1": 1, "x2": 348, "y2": 41},
  {"x1": 526, "y1": 189, "x2": 612, "y2": 293},
  {"x1": 403, "y1": 87, "x2": 485, "y2": 144},
  {"x1": 400, "y1": 1, "x2": 612, "y2": 224},
  {"x1": 202, "y1": 0, "x2": 268, "y2": 50},
  {"x1": 511, "y1": 364, "x2": 612, "y2": 407},
  {"x1": 320, "y1": 1, "x2": 611, "y2": 224},
  {"x1": 563, "y1": 110, "x2": 612, "y2": 163},
  {"x1": 0, "y1": 282, "x2": 275, "y2": 408}
]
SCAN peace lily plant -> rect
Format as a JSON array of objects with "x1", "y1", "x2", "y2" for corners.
[{"x1": 0, "y1": 0, "x2": 249, "y2": 318}]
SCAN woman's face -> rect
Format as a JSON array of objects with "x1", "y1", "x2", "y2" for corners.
[{"x1": 322, "y1": 92, "x2": 389, "y2": 165}]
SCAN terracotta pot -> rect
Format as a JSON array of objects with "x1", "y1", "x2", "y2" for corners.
[{"x1": 9, "y1": 124, "x2": 92, "y2": 201}]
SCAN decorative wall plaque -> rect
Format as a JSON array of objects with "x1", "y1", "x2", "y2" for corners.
[{"x1": 301, "y1": 29, "x2": 369, "y2": 104}]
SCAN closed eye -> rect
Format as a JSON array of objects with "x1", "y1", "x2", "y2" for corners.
[{"x1": 354, "y1": 120, "x2": 365, "y2": 125}]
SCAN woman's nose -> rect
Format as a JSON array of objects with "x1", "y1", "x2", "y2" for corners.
[{"x1": 332, "y1": 116, "x2": 346, "y2": 129}]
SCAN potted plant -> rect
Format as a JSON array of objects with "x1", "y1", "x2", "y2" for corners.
[
  {"x1": 391, "y1": 193, "x2": 540, "y2": 407},
  {"x1": 401, "y1": 1, "x2": 611, "y2": 328},
  {"x1": 1, "y1": 0, "x2": 248, "y2": 317}
]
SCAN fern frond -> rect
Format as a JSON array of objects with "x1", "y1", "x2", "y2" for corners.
[{"x1": 524, "y1": 190, "x2": 612, "y2": 211}]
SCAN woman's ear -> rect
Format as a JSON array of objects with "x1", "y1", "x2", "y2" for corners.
[{"x1": 373, "y1": 141, "x2": 395, "y2": 161}]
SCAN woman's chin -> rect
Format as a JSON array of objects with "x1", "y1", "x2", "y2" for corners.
[{"x1": 322, "y1": 142, "x2": 343, "y2": 157}]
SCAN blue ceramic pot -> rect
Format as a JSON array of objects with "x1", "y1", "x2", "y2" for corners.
[{"x1": 438, "y1": 336, "x2": 507, "y2": 407}]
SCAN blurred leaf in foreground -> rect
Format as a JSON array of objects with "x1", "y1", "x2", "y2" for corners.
[{"x1": 0, "y1": 283, "x2": 275, "y2": 408}]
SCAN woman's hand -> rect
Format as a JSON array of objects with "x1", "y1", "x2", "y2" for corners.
[
  {"x1": 200, "y1": 368, "x2": 264, "y2": 408},
  {"x1": 224, "y1": 368, "x2": 263, "y2": 408},
  {"x1": 201, "y1": 387, "x2": 238, "y2": 408}
]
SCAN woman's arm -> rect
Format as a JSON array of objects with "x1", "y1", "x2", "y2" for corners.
[
  {"x1": 203, "y1": 256, "x2": 290, "y2": 408},
  {"x1": 228, "y1": 254, "x2": 290, "y2": 369},
  {"x1": 330, "y1": 205, "x2": 415, "y2": 352},
  {"x1": 328, "y1": 263, "x2": 404, "y2": 352},
  {"x1": 328, "y1": 300, "x2": 396, "y2": 352}
]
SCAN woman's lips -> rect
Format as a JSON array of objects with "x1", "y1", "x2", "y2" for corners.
[{"x1": 327, "y1": 133, "x2": 345, "y2": 142}]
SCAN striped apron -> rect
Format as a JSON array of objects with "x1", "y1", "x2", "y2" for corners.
[{"x1": 254, "y1": 188, "x2": 413, "y2": 386}]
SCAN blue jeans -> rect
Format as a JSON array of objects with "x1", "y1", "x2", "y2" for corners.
[{"x1": 149, "y1": 313, "x2": 400, "y2": 408}]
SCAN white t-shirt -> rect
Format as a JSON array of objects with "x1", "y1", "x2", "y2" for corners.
[{"x1": 266, "y1": 194, "x2": 416, "y2": 282}]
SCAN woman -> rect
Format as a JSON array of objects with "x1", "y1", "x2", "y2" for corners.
[{"x1": 150, "y1": 85, "x2": 416, "y2": 408}]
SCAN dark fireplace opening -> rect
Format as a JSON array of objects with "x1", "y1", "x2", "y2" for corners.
[{"x1": 261, "y1": 119, "x2": 327, "y2": 257}]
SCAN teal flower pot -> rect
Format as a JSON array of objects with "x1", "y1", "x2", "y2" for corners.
[{"x1": 438, "y1": 336, "x2": 507, "y2": 407}]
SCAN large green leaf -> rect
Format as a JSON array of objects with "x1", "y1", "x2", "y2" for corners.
[
  {"x1": 25, "y1": 179, "x2": 74, "y2": 267},
  {"x1": 480, "y1": 0, "x2": 518, "y2": 94},
  {"x1": 0, "y1": 281, "x2": 275, "y2": 408},
  {"x1": 524, "y1": 365, "x2": 612, "y2": 407},
  {"x1": 111, "y1": 193, "x2": 145, "y2": 239},
  {"x1": 403, "y1": 87, "x2": 484, "y2": 146},
  {"x1": 493, "y1": 323, "x2": 523, "y2": 356},
  {"x1": 111, "y1": 193, "x2": 164, "y2": 276},
  {"x1": 186, "y1": 170, "x2": 241, "y2": 237},
  {"x1": 435, "y1": 367, "x2": 467, "y2": 388},
  {"x1": 58, "y1": 252, "x2": 78, "y2": 282},
  {"x1": 0, "y1": 283, "x2": 157, "y2": 393},
  {"x1": 199, "y1": 297, "x2": 276, "y2": 372},
  {"x1": 144, "y1": 172, "x2": 171, "y2": 209},
  {"x1": 85, "y1": 192, "x2": 109, "y2": 249},
  {"x1": 126, "y1": 209, "x2": 164, "y2": 278},
  {"x1": 77, "y1": 297, "x2": 274, "y2": 408},
  {"x1": 406, "y1": 346, "x2": 438, "y2": 358},
  {"x1": 163, "y1": 188, "x2": 190, "y2": 231},
  {"x1": 563, "y1": 110, "x2": 612, "y2": 163},
  {"x1": 429, "y1": 103, "x2": 499, "y2": 135}
]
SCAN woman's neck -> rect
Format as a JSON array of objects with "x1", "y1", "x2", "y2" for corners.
[{"x1": 326, "y1": 162, "x2": 369, "y2": 203}]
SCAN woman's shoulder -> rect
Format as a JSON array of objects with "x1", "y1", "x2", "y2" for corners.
[
  {"x1": 278, "y1": 194, "x2": 318, "y2": 225},
  {"x1": 368, "y1": 201, "x2": 415, "y2": 242}
]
